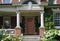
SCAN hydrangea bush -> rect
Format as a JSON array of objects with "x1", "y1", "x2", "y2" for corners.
[
  {"x1": 0, "y1": 29, "x2": 23, "y2": 41},
  {"x1": 40, "y1": 29, "x2": 60, "y2": 41}
]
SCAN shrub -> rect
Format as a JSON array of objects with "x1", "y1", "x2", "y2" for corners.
[
  {"x1": 40, "y1": 29, "x2": 60, "y2": 41},
  {"x1": 0, "y1": 29, "x2": 23, "y2": 41}
]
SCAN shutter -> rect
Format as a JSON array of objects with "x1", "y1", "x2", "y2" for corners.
[{"x1": 48, "y1": 0, "x2": 54, "y2": 5}]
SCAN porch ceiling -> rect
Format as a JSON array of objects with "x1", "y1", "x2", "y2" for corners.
[
  {"x1": 20, "y1": 10, "x2": 40, "y2": 16},
  {"x1": 0, "y1": 10, "x2": 41, "y2": 16},
  {"x1": 20, "y1": 10, "x2": 41, "y2": 12},
  {"x1": 0, "y1": 11, "x2": 16, "y2": 16}
]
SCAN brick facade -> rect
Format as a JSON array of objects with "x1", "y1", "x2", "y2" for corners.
[
  {"x1": 12, "y1": 0, "x2": 19, "y2": 3},
  {"x1": 57, "y1": 0, "x2": 60, "y2": 4},
  {"x1": 0, "y1": 0, "x2": 2, "y2": 4}
]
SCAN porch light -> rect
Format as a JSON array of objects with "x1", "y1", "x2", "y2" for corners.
[{"x1": 28, "y1": 1, "x2": 32, "y2": 9}]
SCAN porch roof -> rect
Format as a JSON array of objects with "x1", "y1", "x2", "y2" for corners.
[{"x1": 0, "y1": 4, "x2": 44, "y2": 12}]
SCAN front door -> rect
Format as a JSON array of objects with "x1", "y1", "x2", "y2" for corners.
[{"x1": 25, "y1": 16, "x2": 35, "y2": 35}]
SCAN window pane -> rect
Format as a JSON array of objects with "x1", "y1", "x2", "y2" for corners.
[
  {"x1": 54, "y1": 13, "x2": 60, "y2": 26},
  {"x1": 3, "y1": 0, "x2": 10, "y2": 3},
  {"x1": 4, "y1": 17, "x2": 10, "y2": 29},
  {"x1": 4, "y1": 20, "x2": 10, "y2": 29}
]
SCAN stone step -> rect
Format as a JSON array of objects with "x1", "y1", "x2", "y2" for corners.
[{"x1": 22, "y1": 35, "x2": 40, "y2": 41}]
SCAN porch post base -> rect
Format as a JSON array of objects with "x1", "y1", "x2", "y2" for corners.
[
  {"x1": 39, "y1": 27, "x2": 45, "y2": 38},
  {"x1": 15, "y1": 27, "x2": 21, "y2": 36}
]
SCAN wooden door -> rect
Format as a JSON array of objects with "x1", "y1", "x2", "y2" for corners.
[{"x1": 25, "y1": 17, "x2": 35, "y2": 35}]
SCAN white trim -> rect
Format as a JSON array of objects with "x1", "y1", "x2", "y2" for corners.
[
  {"x1": 2, "y1": 0, "x2": 3, "y2": 4},
  {"x1": 10, "y1": 0, "x2": 12, "y2": 3},
  {"x1": 53, "y1": 9, "x2": 60, "y2": 28},
  {"x1": 36, "y1": 0, "x2": 41, "y2": 4},
  {"x1": 19, "y1": 0, "x2": 21, "y2": 2},
  {"x1": 54, "y1": 0, "x2": 57, "y2": 4},
  {"x1": 47, "y1": 0, "x2": 48, "y2": 2},
  {"x1": 16, "y1": 11, "x2": 20, "y2": 27},
  {"x1": 40, "y1": 11, "x2": 44, "y2": 27},
  {"x1": 52, "y1": 8, "x2": 60, "y2": 12},
  {"x1": 55, "y1": 26, "x2": 60, "y2": 29}
]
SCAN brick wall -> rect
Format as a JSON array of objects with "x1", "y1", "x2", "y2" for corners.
[
  {"x1": 57, "y1": 0, "x2": 60, "y2": 4},
  {"x1": 12, "y1": 0, "x2": 19, "y2": 3},
  {"x1": 0, "y1": 0, "x2": 2, "y2": 4}
]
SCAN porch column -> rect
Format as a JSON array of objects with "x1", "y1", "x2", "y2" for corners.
[
  {"x1": 16, "y1": 11, "x2": 20, "y2": 27},
  {"x1": 39, "y1": 11, "x2": 45, "y2": 38},
  {"x1": 41, "y1": 11, "x2": 44, "y2": 27},
  {"x1": 15, "y1": 11, "x2": 21, "y2": 36}
]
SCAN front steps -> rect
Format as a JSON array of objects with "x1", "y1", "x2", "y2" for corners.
[{"x1": 22, "y1": 35, "x2": 40, "y2": 41}]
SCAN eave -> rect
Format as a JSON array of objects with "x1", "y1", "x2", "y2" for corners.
[
  {"x1": 45, "y1": 4, "x2": 60, "y2": 8},
  {"x1": 0, "y1": 3, "x2": 22, "y2": 8}
]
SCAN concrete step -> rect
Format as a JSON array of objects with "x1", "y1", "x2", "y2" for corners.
[{"x1": 22, "y1": 35, "x2": 40, "y2": 41}]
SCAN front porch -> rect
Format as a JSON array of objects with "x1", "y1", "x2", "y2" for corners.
[{"x1": 0, "y1": 10, "x2": 44, "y2": 35}]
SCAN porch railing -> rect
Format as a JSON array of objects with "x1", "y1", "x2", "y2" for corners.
[{"x1": 0, "y1": 29, "x2": 15, "y2": 35}]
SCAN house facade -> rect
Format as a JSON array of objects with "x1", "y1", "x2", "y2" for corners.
[{"x1": 0, "y1": 0, "x2": 60, "y2": 37}]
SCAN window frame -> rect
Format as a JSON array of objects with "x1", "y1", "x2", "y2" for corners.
[
  {"x1": 53, "y1": 11, "x2": 60, "y2": 28},
  {"x1": 53, "y1": 0, "x2": 57, "y2": 4}
]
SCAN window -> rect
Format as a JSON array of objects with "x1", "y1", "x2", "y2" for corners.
[
  {"x1": 48, "y1": 0, "x2": 54, "y2": 5},
  {"x1": 3, "y1": 17, "x2": 11, "y2": 29},
  {"x1": 54, "y1": 0, "x2": 57, "y2": 4},
  {"x1": 54, "y1": 13, "x2": 60, "y2": 26},
  {"x1": 2, "y1": 0, "x2": 12, "y2": 4}
]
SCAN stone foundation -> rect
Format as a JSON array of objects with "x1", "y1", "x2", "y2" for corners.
[
  {"x1": 15, "y1": 27, "x2": 21, "y2": 36},
  {"x1": 39, "y1": 27, "x2": 45, "y2": 38}
]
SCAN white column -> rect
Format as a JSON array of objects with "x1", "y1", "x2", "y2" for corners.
[
  {"x1": 37, "y1": 0, "x2": 41, "y2": 4},
  {"x1": 16, "y1": 11, "x2": 20, "y2": 27},
  {"x1": 40, "y1": 11, "x2": 44, "y2": 27}
]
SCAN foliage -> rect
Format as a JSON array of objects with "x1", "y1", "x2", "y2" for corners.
[
  {"x1": 40, "y1": 29, "x2": 60, "y2": 41},
  {"x1": 0, "y1": 29, "x2": 23, "y2": 41},
  {"x1": 44, "y1": 8, "x2": 54, "y2": 30}
]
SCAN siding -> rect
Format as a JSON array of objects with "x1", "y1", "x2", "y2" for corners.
[{"x1": 57, "y1": 0, "x2": 60, "y2": 4}]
